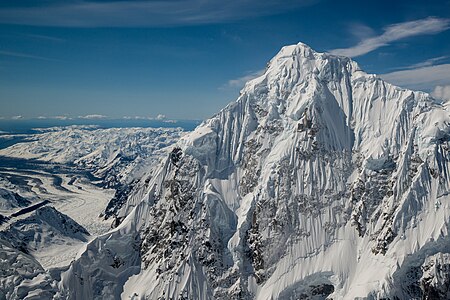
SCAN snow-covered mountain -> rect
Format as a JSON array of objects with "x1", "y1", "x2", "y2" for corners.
[
  {"x1": 0, "y1": 126, "x2": 185, "y2": 222},
  {"x1": 0, "y1": 126, "x2": 184, "y2": 185},
  {"x1": 5, "y1": 42, "x2": 450, "y2": 299},
  {"x1": 0, "y1": 207, "x2": 91, "y2": 299},
  {"x1": 0, "y1": 238, "x2": 56, "y2": 300},
  {"x1": 0, "y1": 206, "x2": 90, "y2": 268},
  {"x1": 0, "y1": 125, "x2": 187, "y2": 298}
]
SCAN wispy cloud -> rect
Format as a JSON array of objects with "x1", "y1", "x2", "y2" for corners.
[
  {"x1": 0, "y1": 0, "x2": 318, "y2": 27},
  {"x1": 379, "y1": 63, "x2": 450, "y2": 91},
  {"x1": 0, "y1": 50, "x2": 59, "y2": 61},
  {"x1": 123, "y1": 115, "x2": 152, "y2": 120},
  {"x1": 56, "y1": 116, "x2": 72, "y2": 120},
  {"x1": 25, "y1": 33, "x2": 66, "y2": 42},
  {"x1": 34, "y1": 115, "x2": 73, "y2": 120},
  {"x1": 432, "y1": 85, "x2": 450, "y2": 102},
  {"x1": 220, "y1": 69, "x2": 265, "y2": 90},
  {"x1": 390, "y1": 56, "x2": 449, "y2": 71},
  {"x1": 78, "y1": 114, "x2": 107, "y2": 119},
  {"x1": 330, "y1": 17, "x2": 450, "y2": 57},
  {"x1": 347, "y1": 23, "x2": 376, "y2": 40},
  {"x1": 155, "y1": 114, "x2": 166, "y2": 120}
]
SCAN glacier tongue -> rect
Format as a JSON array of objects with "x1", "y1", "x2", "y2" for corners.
[{"x1": 60, "y1": 42, "x2": 450, "y2": 299}]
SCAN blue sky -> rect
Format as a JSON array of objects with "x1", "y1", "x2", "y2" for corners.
[{"x1": 1, "y1": 0, "x2": 450, "y2": 120}]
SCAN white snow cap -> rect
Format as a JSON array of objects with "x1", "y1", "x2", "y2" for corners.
[{"x1": 22, "y1": 41, "x2": 450, "y2": 300}]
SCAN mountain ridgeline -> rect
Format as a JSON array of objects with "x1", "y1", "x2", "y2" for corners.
[{"x1": 16, "y1": 43, "x2": 450, "y2": 299}]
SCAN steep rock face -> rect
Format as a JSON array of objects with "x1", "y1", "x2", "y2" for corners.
[
  {"x1": 61, "y1": 43, "x2": 450, "y2": 299},
  {"x1": 420, "y1": 253, "x2": 450, "y2": 299}
]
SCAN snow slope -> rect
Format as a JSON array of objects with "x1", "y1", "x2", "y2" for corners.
[
  {"x1": 0, "y1": 126, "x2": 188, "y2": 298},
  {"x1": 0, "y1": 238, "x2": 57, "y2": 300},
  {"x1": 0, "y1": 206, "x2": 89, "y2": 269},
  {"x1": 0, "y1": 126, "x2": 184, "y2": 185},
  {"x1": 0, "y1": 187, "x2": 31, "y2": 213},
  {"x1": 0, "y1": 126, "x2": 185, "y2": 224},
  {"x1": 21, "y1": 43, "x2": 450, "y2": 299}
]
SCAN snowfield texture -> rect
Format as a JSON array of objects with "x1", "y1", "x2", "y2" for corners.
[
  {"x1": 0, "y1": 126, "x2": 185, "y2": 222},
  {"x1": 5, "y1": 42, "x2": 450, "y2": 299},
  {"x1": 0, "y1": 126, "x2": 186, "y2": 298},
  {"x1": 0, "y1": 206, "x2": 90, "y2": 269},
  {"x1": 0, "y1": 126, "x2": 185, "y2": 185}
]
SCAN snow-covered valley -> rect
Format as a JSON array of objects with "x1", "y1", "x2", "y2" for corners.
[{"x1": 0, "y1": 126, "x2": 184, "y2": 274}]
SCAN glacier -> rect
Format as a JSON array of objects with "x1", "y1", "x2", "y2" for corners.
[
  {"x1": 0, "y1": 125, "x2": 186, "y2": 298},
  {"x1": 4, "y1": 42, "x2": 450, "y2": 299},
  {"x1": 0, "y1": 126, "x2": 185, "y2": 226}
]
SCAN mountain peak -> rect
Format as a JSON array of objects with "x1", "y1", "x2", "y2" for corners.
[
  {"x1": 277, "y1": 42, "x2": 315, "y2": 57},
  {"x1": 55, "y1": 41, "x2": 450, "y2": 300},
  {"x1": 244, "y1": 42, "x2": 364, "y2": 95}
]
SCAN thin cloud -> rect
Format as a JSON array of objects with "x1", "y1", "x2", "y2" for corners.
[
  {"x1": 0, "y1": 0, "x2": 318, "y2": 27},
  {"x1": 0, "y1": 50, "x2": 59, "y2": 61},
  {"x1": 330, "y1": 17, "x2": 450, "y2": 57},
  {"x1": 123, "y1": 116, "x2": 151, "y2": 120},
  {"x1": 52, "y1": 115, "x2": 73, "y2": 120},
  {"x1": 78, "y1": 114, "x2": 108, "y2": 119},
  {"x1": 390, "y1": 56, "x2": 449, "y2": 71},
  {"x1": 25, "y1": 33, "x2": 66, "y2": 42},
  {"x1": 379, "y1": 63, "x2": 450, "y2": 91},
  {"x1": 432, "y1": 85, "x2": 450, "y2": 102},
  {"x1": 221, "y1": 69, "x2": 265, "y2": 90},
  {"x1": 347, "y1": 23, "x2": 376, "y2": 40}
]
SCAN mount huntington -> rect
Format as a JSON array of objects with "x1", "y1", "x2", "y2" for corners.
[{"x1": 57, "y1": 43, "x2": 450, "y2": 299}]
